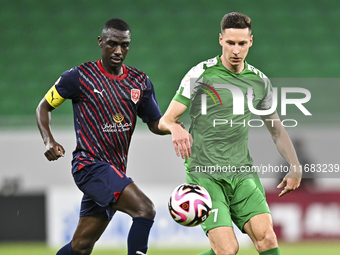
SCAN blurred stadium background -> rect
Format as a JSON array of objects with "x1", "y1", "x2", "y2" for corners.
[{"x1": 0, "y1": 0, "x2": 339, "y2": 254}]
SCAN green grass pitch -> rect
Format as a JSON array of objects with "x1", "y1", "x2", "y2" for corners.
[{"x1": 1, "y1": 242, "x2": 340, "y2": 254}]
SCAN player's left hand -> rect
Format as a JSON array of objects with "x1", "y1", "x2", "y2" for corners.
[{"x1": 277, "y1": 170, "x2": 302, "y2": 197}]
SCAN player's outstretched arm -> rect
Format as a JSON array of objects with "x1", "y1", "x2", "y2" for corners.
[
  {"x1": 36, "y1": 98, "x2": 65, "y2": 161},
  {"x1": 146, "y1": 119, "x2": 167, "y2": 135},
  {"x1": 158, "y1": 100, "x2": 191, "y2": 159},
  {"x1": 146, "y1": 119, "x2": 185, "y2": 135},
  {"x1": 261, "y1": 113, "x2": 302, "y2": 197}
]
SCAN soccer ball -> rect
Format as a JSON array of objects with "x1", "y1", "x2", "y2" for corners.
[{"x1": 168, "y1": 183, "x2": 212, "y2": 227}]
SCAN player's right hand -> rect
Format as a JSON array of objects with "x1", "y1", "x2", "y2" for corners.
[
  {"x1": 44, "y1": 141, "x2": 65, "y2": 161},
  {"x1": 170, "y1": 124, "x2": 192, "y2": 159}
]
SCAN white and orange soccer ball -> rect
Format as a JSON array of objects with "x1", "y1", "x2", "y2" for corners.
[{"x1": 168, "y1": 183, "x2": 212, "y2": 227}]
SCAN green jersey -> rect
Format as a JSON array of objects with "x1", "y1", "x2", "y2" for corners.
[{"x1": 173, "y1": 55, "x2": 275, "y2": 177}]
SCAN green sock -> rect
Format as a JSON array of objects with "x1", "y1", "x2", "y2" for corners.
[
  {"x1": 198, "y1": 249, "x2": 216, "y2": 255},
  {"x1": 259, "y1": 247, "x2": 281, "y2": 255}
]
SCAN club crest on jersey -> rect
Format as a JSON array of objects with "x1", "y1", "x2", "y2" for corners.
[{"x1": 131, "y1": 89, "x2": 140, "y2": 104}]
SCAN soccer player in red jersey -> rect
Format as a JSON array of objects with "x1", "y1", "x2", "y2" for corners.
[{"x1": 36, "y1": 18, "x2": 171, "y2": 255}]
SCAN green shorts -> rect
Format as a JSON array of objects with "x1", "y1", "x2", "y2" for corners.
[{"x1": 186, "y1": 174, "x2": 271, "y2": 234}]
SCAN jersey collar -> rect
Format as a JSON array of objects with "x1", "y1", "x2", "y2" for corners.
[
  {"x1": 97, "y1": 60, "x2": 128, "y2": 80},
  {"x1": 217, "y1": 55, "x2": 248, "y2": 75}
]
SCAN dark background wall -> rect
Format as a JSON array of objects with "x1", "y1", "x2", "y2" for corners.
[{"x1": 0, "y1": 195, "x2": 46, "y2": 241}]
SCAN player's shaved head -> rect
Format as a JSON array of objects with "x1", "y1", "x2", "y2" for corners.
[
  {"x1": 221, "y1": 12, "x2": 252, "y2": 34},
  {"x1": 102, "y1": 18, "x2": 130, "y2": 34}
]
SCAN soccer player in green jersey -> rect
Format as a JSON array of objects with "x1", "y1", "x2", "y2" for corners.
[{"x1": 159, "y1": 12, "x2": 302, "y2": 255}]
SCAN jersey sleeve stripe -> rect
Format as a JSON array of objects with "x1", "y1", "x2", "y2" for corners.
[{"x1": 173, "y1": 93, "x2": 190, "y2": 107}]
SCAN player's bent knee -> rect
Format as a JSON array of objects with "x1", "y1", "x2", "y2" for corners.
[
  {"x1": 137, "y1": 200, "x2": 156, "y2": 219},
  {"x1": 113, "y1": 182, "x2": 156, "y2": 219},
  {"x1": 212, "y1": 241, "x2": 239, "y2": 255},
  {"x1": 147, "y1": 203, "x2": 156, "y2": 219},
  {"x1": 255, "y1": 231, "x2": 278, "y2": 252},
  {"x1": 213, "y1": 247, "x2": 239, "y2": 255},
  {"x1": 72, "y1": 239, "x2": 95, "y2": 255}
]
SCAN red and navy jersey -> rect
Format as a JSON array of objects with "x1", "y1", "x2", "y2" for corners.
[{"x1": 47, "y1": 60, "x2": 162, "y2": 174}]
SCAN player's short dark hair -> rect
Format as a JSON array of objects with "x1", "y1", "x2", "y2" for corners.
[
  {"x1": 220, "y1": 12, "x2": 251, "y2": 34},
  {"x1": 103, "y1": 18, "x2": 130, "y2": 32}
]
